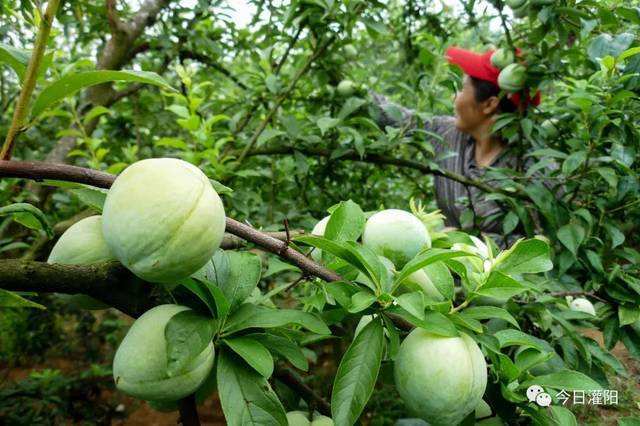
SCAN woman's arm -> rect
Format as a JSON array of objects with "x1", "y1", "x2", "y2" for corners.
[{"x1": 368, "y1": 91, "x2": 418, "y2": 129}]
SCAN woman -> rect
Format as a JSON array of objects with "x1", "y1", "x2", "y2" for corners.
[{"x1": 371, "y1": 47, "x2": 550, "y2": 247}]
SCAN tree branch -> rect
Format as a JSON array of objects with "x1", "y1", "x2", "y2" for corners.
[
  {"x1": 1, "y1": 0, "x2": 61, "y2": 160},
  {"x1": 0, "y1": 260, "x2": 160, "y2": 317},
  {"x1": 0, "y1": 160, "x2": 341, "y2": 283},
  {"x1": 242, "y1": 145, "x2": 529, "y2": 200}
]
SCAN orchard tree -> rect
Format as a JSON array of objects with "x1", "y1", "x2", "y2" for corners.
[{"x1": 1, "y1": 0, "x2": 640, "y2": 425}]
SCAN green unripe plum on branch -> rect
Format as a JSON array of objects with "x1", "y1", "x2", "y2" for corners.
[
  {"x1": 401, "y1": 265, "x2": 445, "y2": 301},
  {"x1": 102, "y1": 158, "x2": 226, "y2": 284},
  {"x1": 394, "y1": 328, "x2": 487, "y2": 425},
  {"x1": 113, "y1": 304, "x2": 215, "y2": 401},
  {"x1": 336, "y1": 79, "x2": 357, "y2": 97},
  {"x1": 311, "y1": 413, "x2": 334, "y2": 425},
  {"x1": 47, "y1": 215, "x2": 115, "y2": 309},
  {"x1": 497, "y1": 63, "x2": 526, "y2": 92},
  {"x1": 490, "y1": 49, "x2": 514, "y2": 70},
  {"x1": 362, "y1": 209, "x2": 431, "y2": 268},
  {"x1": 569, "y1": 297, "x2": 596, "y2": 316},
  {"x1": 343, "y1": 44, "x2": 358, "y2": 59}
]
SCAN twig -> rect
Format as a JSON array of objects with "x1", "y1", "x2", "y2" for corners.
[
  {"x1": 1, "y1": 0, "x2": 61, "y2": 160},
  {"x1": 274, "y1": 367, "x2": 331, "y2": 416},
  {"x1": 235, "y1": 36, "x2": 337, "y2": 166},
  {"x1": 274, "y1": 26, "x2": 304, "y2": 75},
  {"x1": 240, "y1": 146, "x2": 530, "y2": 200}
]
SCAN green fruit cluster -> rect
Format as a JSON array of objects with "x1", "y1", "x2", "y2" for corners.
[
  {"x1": 48, "y1": 158, "x2": 227, "y2": 309},
  {"x1": 113, "y1": 304, "x2": 215, "y2": 402}
]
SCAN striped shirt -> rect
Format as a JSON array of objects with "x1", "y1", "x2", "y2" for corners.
[{"x1": 371, "y1": 93, "x2": 554, "y2": 248}]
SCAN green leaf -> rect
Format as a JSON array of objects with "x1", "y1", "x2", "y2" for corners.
[
  {"x1": 217, "y1": 350, "x2": 287, "y2": 426},
  {"x1": 324, "y1": 200, "x2": 365, "y2": 243},
  {"x1": 0, "y1": 203, "x2": 52, "y2": 237},
  {"x1": 209, "y1": 250, "x2": 262, "y2": 311},
  {"x1": 557, "y1": 224, "x2": 586, "y2": 256},
  {"x1": 223, "y1": 304, "x2": 330, "y2": 335},
  {"x1": 619, "y1": 305, "x2": 640, "y2": 326},
  {"x1": 331, "y1": 318, "x2": 384, "y2": 425},
  {"x1": 475, "y1": 271, "x2": 526, "y2": 300},
  {"x1": 257, "y1": 127, "x2": 285, "y2": 145},
  {"x1": 165, "y1": 310, "x2": 216, "y2": 377},
  {"x1": 423, "y1": 311, "x2": 459, "y2": 337},
  {"x1": 562, "y1": 151, "x2": 587, "y2": 175},
  {"x1": 395, "y1": 249, "x2": 469, "y2": 288},
  {"x1": 223, "y1": 337, "x2": 274, "y2": 378},
  {"x1": 0, "y1": 289, "x2": 45, "y2": 309},
  {"x1": 494, "y1": 329, "x2": 544, "y2": 351},
  {"x1": 295, "y1": 235, "x2": 384, "y2": 292},
  {"x1": 317, "y1": 117, "x2": 340, "y2": 135},
  {"x1": 462, "y1": 306, "x2": 520, "y2": 329},
  {"x1": 521, "y1": 370, "x2": 604, "y2": 391},
  {"x1": 348, "y1": 291, "x2": 377, "y2": 313},
  {"x1": 83, "y1": 105, "x2": 112, "y2": 125},
  {"x1": 247, "y1": 333, "x2": 308, "y2": 371},
  {"x1": 493, "y1": 238, "x2": 553, "y2": 275},
  {"x1": 69, "y1": 186, "x2": 108, "y2": 212},
  {"x1": 31, "y1": 70, "x2": 175, "y2": 118},
  {"x1": 0, "y1": 42, "x2": 29, "y2": 79},
  {"x1": 180, "y1": 278, "x2": 224, "y2": 318},
  {"x1": 396, "y1": 291, "x2": 425, "y2": 320},
  {"x1": 338, "y1": 97, "x2": 367, "y2": 120}
]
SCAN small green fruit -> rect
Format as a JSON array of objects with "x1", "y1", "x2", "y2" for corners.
[
  {"x1": 497, "y1": 63, "x2": 526, "y2": 92},
  {"x1": 362, "y1": 209, "x2": 430, "y2": 268},
  {"x1": 287, "y1": 411, "x2": 311, "y2": 426},
  {"x1": 113, "y1": 304, "x2": 215, "y2": 401},
  {"x1": 343, "y1": 44, "x2": 358, "y2": 60},
  {"x1": 336, "y1": 80, "x2": 356, "y2": 97},
  {"x1": 102, "y1": 158, "x2": 226, "y2": 284},
  {"x1": 569, "y1": 297, "x2": 596, "y2": 316},
  {"x1": 401, "y1": 264, "x2": 445, "y2": 301},
  {"x1": 490, "y1": 49, "x2": 515, "y2": 70},
  {"x1": 311, "y1": 413, "x2": 334, "y2": 426},
  {"x1": 394, "y1": 328, "x2": 487, "y2": 425},
  {"x1": 48, "y1": 215, "x2": 115, "y2": 310},
  {"x1": 531, "y1": 0, "x2": 554, "y2": 5}
]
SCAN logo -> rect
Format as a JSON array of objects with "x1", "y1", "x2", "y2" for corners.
[{"x1": 526, "y1": 385, "x2": 552, "y2": 407}]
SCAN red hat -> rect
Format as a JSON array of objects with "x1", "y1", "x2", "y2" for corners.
[{"x1": 445, "y1": 46, "x2": 540, "y2": 108}]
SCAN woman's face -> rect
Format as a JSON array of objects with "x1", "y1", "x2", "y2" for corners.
[{"x1": 453, "y1": 75, "x2": 495, "y2": 133}]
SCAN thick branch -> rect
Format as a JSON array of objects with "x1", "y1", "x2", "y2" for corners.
[
  {"x1": 1, "y1": 0, "x2": 61, "y2": 160},
  {"x1": 274, "y1": 367, "x2": 331, "y2": 416},
  {"x1": 0, "y1": 160, "x2": 341, "y2": 283},
  {"x1": 0, "y1": 260, "x2": 160, "y2": 317}
]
